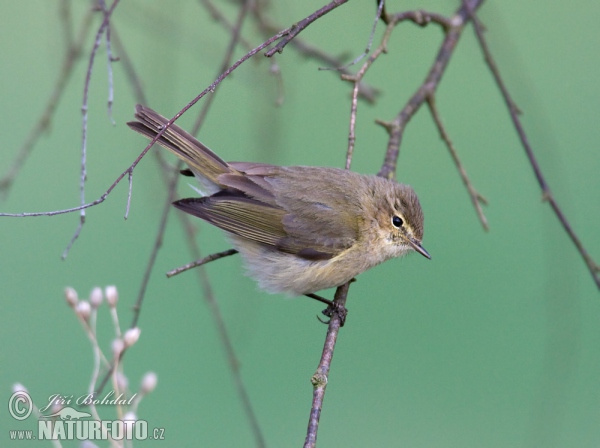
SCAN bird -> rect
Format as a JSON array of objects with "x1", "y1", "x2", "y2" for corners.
[{"x1": 128, "y1": 104, "x2": 429, "y2": 302}]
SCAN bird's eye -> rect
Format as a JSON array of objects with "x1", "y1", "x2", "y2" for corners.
[{"x1": 392, "y1": 215, "x2": 403, "y2": 228}]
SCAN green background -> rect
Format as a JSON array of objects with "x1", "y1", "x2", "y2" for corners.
[{"x1": 1, "y1": 1, "x2": 599, "y2": 446}]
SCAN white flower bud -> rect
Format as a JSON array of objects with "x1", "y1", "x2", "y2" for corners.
[
  {"x1": 105, "y1": 285, "x2": 118, "y2": 308},
  {"x1": 123, "y1": 411, "x2": 137, "y2": 422},
  {"x1": 51, "y1": 402, "x2": 63, "y2": 415},
  {"x1": 140, "y1": 372, "x2": 158, "y2": 394},
  {"x1": 12, "y1": 383, "x2": 28, "y2": 394},
  {"x1": 115, "y1": 371, "x2": 129, "y2": 391},
  {"x1": 112, "y1": 338, "x2": 125, "y2": 357},
  {"x1": 80, "y1": 441, "x2": 99, "y2": 448},
  {"x1": 76, "y1": 301, "x2": 91, "y2": 322},
  {"x1": 89, "y1": 287, "x2": 103, "y2": 308},
  {"x1": 64, "y1": 287, "x2": 78, "y2": 308},
  {"x1": 123, "y1": 327, "x2": 141, "y2": 347},
  {"x1": 123, "y1": 411, "x2": 137, "y2": 439}
]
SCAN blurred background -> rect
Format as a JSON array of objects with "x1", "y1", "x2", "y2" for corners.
[{"x1": 1, "y1": 1, "x2": 599, "y2": 446}]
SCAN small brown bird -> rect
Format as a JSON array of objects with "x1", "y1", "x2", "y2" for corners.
[{"x1": 128, "y1": 105, "x2": 429, "y2": 297}]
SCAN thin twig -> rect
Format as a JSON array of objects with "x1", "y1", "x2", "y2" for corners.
[
  {"x1": 167, "y1": 249, "x2": 239, "y2": 278},
  {"x1": 320, "y1": 0, "x2": 385, "y2": 72},
  {"x1": 110, "y1": 27, "x2": 148, "y2": 106},
  {"x1": 124, "y1": 169, "x2": 133, "y2": 220},
  {"x1": 304, "y1": 281, "x2": 350, "y2": 448},
  {"x1": 341, "y1": 19, "x2": 397, "y2": 169},
  {"x1": 466, "y1": 6, "x2": 600, "y2": 289},
  {"x1": 64, "y1": 0, "x2": 121, "y2": 260},
  {"x1": 101, "y1": 0, "x2": 116, "y2": 125},
  {"x1": 131, "y1": 161, "x2": 182, "y2": 329},
  {"x1": 426, "y1": 94, "x2": 488, "y2": 230}
]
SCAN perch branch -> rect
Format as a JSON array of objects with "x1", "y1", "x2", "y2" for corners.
[{"x1": 304, "y1": 281, "x2": 351, "y2": 448}]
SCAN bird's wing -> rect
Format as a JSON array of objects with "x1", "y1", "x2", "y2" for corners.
[{"x1": 174, "y1": 187, "x2": 356, "y2": 261}]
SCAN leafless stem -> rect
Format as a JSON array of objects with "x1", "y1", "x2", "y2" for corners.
[
  {"x1": 166, "y1": 249, "x2": 239, "y2": 278},
  {"x1": 100, "y1": 0, "x2": 117, "y2": 125},
  {"x1": 426, "y1": 94, "x2": 488, "y2": 230},
  {"x1": 131, "y1": 162, "x2": 182, "y2": 329},
  {"x1": 341, "y1": 19, "x2": 396, "y2": 169},
  {"x1": 63, "y1": 0, "x2": 121, "y2": 259},
  {"x1": 111, "y1": 27, "x2": 148, "y2": 106},
  {"x1": 466, "y1": 6, "x2": 600, "y2": 289},
  {"x1": 304, "y1": 281, "x2": 350, "y2": 448},
  {"x1": 124, "y1": 169, "x2": 133, "y2": 220}
]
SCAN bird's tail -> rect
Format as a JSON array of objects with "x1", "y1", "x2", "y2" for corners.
[{"x1": 127, "y1": 104, "x2": 236, "y2": 195}]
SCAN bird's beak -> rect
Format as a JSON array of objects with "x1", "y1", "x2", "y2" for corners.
[{"x1": 409, "y1": 239, "x2": 431, "y2": 259}]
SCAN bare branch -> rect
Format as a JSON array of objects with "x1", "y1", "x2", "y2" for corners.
[
  {"x1": 64, "y1": 0, "x2": 122, "y2": 259},
  {"x1": 466, "y1": 6, "x2": 600, "y2": 289},
  {"x1": 304, "y1": 281, "x2": 351, "y2": 448},
  {"x1": 342, "y1": 19, "x2": 397, "y2": 169},
  {"x1": 426, "y1": 94, "x2": 488, "y2": 230},
  {"x1": 166, "y1": 249, "x2": 239, "y2": 278}
]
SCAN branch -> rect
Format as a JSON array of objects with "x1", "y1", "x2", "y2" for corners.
[
  {"x1": 378, "y1": 0, "x2": 485, "y2": 179},
  {"x1": 426, "y1": 94, "x2": 488, "y2": 230},
  {"x1": 466, "y1": 7, "x2": 600, "y2": 289},
  {"x1": 166, "y1": 249, "x2": 239, "y2": 278},
  {"x1": 63, "y1": 0, "x2": 122, "y2": 259},
  {"x1": 304, "y1": 281, "x2": 350, "y2": 448},
  {"x1": 341, "y1": 16, "x2": 397, "y2": 169}
]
